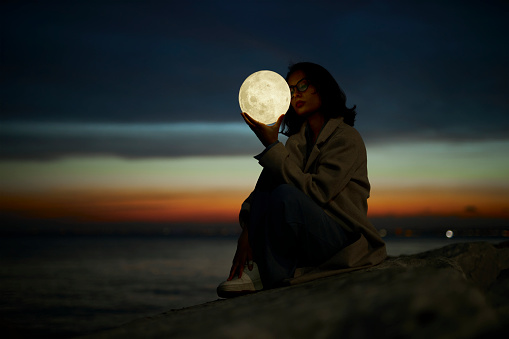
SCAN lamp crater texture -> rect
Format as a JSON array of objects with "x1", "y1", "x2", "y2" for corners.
[{"x1": 239, "y1": 70, "x2": 291, "y2": 125}]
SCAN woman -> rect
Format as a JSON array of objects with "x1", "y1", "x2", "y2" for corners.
[{"x1": 217, "y1": 62, "x2": 386, "y2": 297}]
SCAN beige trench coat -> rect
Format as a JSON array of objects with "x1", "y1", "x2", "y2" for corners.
[{"x1": 240, "y1": 116, "x2": 387, "y2": 285}]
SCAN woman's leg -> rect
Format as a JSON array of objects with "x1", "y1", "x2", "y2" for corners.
[{"x1": 248, "y1": 184, "x2": 349, "y2": 289}]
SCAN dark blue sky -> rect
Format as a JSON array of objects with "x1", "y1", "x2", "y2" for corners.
[{"x1": 1, "y1": 0, "x2": 508, "y2": 159}]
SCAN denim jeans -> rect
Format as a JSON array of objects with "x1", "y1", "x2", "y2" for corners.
[{"x1": 247, "y1": 184, "x2": 350, "y2": 289}]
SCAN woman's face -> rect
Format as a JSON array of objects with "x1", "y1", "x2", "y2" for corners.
[{"x1": 287, "y1": 70, "x2": 322, "y2": 118}]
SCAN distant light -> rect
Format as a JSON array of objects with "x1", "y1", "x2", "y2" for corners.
[
  {"x1": 379, "y1": 229, "x2": 387, "y2": 237},
  {"x1": 446, "y1": 230, "x2": 454, "y2": 238}
]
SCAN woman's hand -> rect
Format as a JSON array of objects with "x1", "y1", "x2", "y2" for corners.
[
  {"x1": 241, "y1": 112, "x2": 284, "y2": 147},
  {"x1": 228, "y1": 228, "x2": 253, "y2": 280}
]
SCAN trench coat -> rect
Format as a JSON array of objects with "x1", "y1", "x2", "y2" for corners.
[{"x1": 240, "y1": 116, "x2": 387, "y2": 285}]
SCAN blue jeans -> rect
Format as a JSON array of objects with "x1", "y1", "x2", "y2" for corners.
[{"x1": 247, "y1": 184, "x2": 350, "y2": 289}]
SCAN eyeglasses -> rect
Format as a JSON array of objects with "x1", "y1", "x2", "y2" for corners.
[{"x1": 289, "y1": 78, "x2": 309, "y2": 96}]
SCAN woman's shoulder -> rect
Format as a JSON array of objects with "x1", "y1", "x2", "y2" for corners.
[
  {"x1": 337, "y1": 120, "x2": 363, "y2": 139},
  {"x1": 325, "y1": 117, "x2": 364, "y2": 143}
]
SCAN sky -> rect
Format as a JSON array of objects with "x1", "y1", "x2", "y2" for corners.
[{"x1": 1, "y1": 0, "x2": 508, "y2": 234}]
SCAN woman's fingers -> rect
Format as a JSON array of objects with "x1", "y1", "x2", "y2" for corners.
[
  {"x1": 227, "y1": 264, "x2": 237, "y2": 281},
  {"x1": 227, "y1": 229, "x2": 253, "y2": 279},
  {"x1": 237, "y1": 263, "x2": 245, "y2": 278},
  {"x1": 241, "y1": 112, "x2": 280, "y2": 147},
  {"x1": 228, "y1": 252, "x2": 246, "y2": 280},
  {"x1": 241, "y1": 111, "x2": 255, "y2": 122},
  {"x1": 228, "y1": 258, "x2": 243, "y2": 280},
  {"x1": 241, "y1": 112, "x2": 256, "y2": 128},
  {"x1": 241, "y1": 113, "x2": 257, "y2": 135}
]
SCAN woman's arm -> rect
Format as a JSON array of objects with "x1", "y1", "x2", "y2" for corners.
[
  {"x1": 258, "y1": 134, "x2": 361, "y2": 206},
  {"x1": 241, "y1": 111, "x2": 363, "y2": 210},
  {"x1": 227, "y1": 228, "x2": 253, "y2": 280}
]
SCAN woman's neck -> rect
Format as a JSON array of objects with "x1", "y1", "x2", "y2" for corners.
[{"x1": 306, "y1": 112, "x2": 326, "y2": 144}]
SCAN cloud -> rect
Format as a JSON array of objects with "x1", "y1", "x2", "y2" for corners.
[
  {"x1": 2, "y1": 120, "x2": 508, "y2": 161},
  {"x1": 0, "y1": 122, "x2": 266, "y2": 160},
  {"x1": 1, "y1": 1, "x2": 507, "y2": 144}
]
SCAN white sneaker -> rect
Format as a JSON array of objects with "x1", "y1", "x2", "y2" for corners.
[{"x1": 217, "y1": 262, "x2": 264, "y2": 298}]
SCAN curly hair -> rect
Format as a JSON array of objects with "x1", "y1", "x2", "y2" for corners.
[{"x1": 281, "y1": 62, "x2": 356, "y2": 136}]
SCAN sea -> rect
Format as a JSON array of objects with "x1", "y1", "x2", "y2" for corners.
[{"x1": 0, "y1": 234, "x2": 506, "y2": 338}]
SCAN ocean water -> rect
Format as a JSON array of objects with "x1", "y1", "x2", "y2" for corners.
[{"x1": 0, "y1": 235, "x2": 505, "y2": 338}]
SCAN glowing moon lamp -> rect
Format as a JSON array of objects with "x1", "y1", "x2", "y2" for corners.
[{"x1": 238, "y1": 70, "x2": 291, "y2": 125}]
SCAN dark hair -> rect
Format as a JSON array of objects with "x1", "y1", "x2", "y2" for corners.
[{"x1": 281, "y1": 62, "x2": 356, "y2": 136}]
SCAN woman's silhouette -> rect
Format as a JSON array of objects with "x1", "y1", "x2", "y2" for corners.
[{"x1": 217, "y1": 62, "x2": 386, "y2": 297}]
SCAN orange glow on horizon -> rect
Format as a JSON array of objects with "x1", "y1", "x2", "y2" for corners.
[
  {"x1": 0, "y1": 189, "x2": 244, "y2": 223},
  {"x1": 1, "y1": 142, "x2": 507, "y2": 225},
  {"x1": 1, "y1": 185, "x2": 507, "y2": 224},
  {"x1": 368, "y1": 185, "x2": 509, "y2": 218}
]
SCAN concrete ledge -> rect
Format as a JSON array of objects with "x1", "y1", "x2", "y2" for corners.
[{"x1": 81, "y1": 241, "x2": 509, "y2": 339}]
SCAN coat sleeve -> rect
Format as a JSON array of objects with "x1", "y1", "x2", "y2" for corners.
[{"x1": 256, "y1": 131, "x2": 361, "y2": 207}]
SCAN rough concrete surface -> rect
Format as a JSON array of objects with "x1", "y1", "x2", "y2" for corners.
[{"x1": 81, "y1": 241, "x2": 509, "y2": 339}]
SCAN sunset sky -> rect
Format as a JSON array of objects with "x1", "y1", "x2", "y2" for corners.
[{"x1": 1, "y1": 1, "x2": 508, "y2": 233}]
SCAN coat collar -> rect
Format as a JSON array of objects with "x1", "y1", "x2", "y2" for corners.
[{"x1": 296, "y1": 116, "x2": 344, "y2": 172}]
